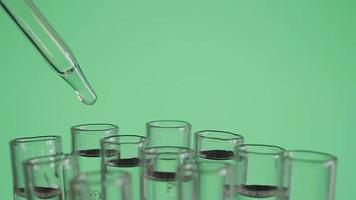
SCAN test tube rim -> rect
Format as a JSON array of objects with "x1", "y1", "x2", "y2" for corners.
[
  {"x1": 237, "y1": 144, "x2": 285, "y2": 156},
  {"x1": 146, "y1": 120, "x2": 191, "y2": 129},
  {"x1": 285, "y1": 150, "x2": 337, "y2": 163},
  {"x1": 10, "y1": 135, "x2": 62, "y2": 145},
  {"x1": 142, "y1": 146, "x2": 194, "y2": 156},
  {"x1": 100, "y1": 135, "x2": 146, "y2": 145},
  {"x1": 23, "y1": 153, "x2": 72, "y2": 168},
  {"x1": 71, "y1": 123, "x2": 118, "y2": 132},
  {"x1": 195, "y1": 129, "x2": 244, "y2": 141}
]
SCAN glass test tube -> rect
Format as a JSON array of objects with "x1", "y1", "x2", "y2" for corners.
[
  {"x1": 70, "y1": 171, "x2": 131, "y2": 200},
  {"x1": 178, "y1": 161, "x2": 235, "y2": 200},
  {"x1": 0, "y1": 0, "x2": 97, "y2": 105},
  {"x1": 280, "y1": 150, "x2": 337, "y2": 200},
  {"x1": 195, "y1": 130, "x2": 244, "y2": 161},
  {"x1": 10, "y1": 135, "x2": 62, "y2": 200},
  {"x1": 146, "y1": 120, "x2": 191, "y2": 148},
  {"x1": 235, "y1": 144, "x2": 285, "y2": 200},
  {"x1": 101, "y1": 135, "x2": 147, "y2": 200},
  {"x1": 141, "y1": 146, "x2": 195, "y2": 200},
  {"x1": 23, "y1": 154, "x2": 78, "y2": 200},
  {"x1": 71, "y1": 123, "x2": 118, "y2": 173},
  {"x1": 195, "y1": 129, "x2": 244, "y2": 184}
]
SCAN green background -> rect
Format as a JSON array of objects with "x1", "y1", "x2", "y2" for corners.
[{"x1": 0, "y1": 0, "x2": 355, "y2": 199}]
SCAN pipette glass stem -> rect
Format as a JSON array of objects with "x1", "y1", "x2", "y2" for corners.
[{"x1": 1, "y1": 0, "x2": 97, "y2": 105}]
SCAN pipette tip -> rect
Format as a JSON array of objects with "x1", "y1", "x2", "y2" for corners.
[
  {"x1": 62, "y1": 65, "x2": 97, "y2": 105},
  {"x1": 75, "y1": 90, "x2": 97, "y2": 105}
]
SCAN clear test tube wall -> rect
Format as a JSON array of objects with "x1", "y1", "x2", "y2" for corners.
[
  {"x1": 101, "y1": 135, "x2": 147, "y2": 200},
  {"x1": 70, "y1": 171, "x2": 132, "y2": 200},
  {"x1": 146, "y1": 120, "x2": 192, "y2": 148},
  {"x1": 0, "y1": 0, "x2": 97, "y2": 105},
  {"x1": 141, "y1": 146, "x2": 195, "y2": 200},
  {"x1": 23, "y1": 154, "x2": 78, "y2": 200},
  {"x1": 178, "y1": 162, "x2": 236, "y2": 200},
  {"x1": 280, "y1": 150, "x2": 337, "y2": 200},
  {"x1": 195, "y1": 130, "x2": 244, "y2": 161},
  {"x1": 235, "y1": 144, "x2": 286, "y2": 200},
  {"x1": 10, "y1": 136, "x2": 62, "y2": 200},
  {"x1": 71, "y1": 123, "x2": 119, "y2": 173}
]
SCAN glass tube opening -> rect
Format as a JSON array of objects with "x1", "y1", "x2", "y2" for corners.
[
  {"x1": 101, "y1": 135, "x2": 146, "y2": 145},
  {"x1": 71, "y1": 123, "x2": 118, "y2": 132},
  {"x1": 24, "y1": 154, "x2": 72, "y2": 168},
  {"x1": 143, "y1": 146, "x2": 194, "y2": 156},
  {"x1": 10, "y1": 135, "x2": 61, "y2": 145},
  {"x1": 238, "y1": 144, "x2": 285, "y2": 155},
  {"x1": 146, "y1": 120, "x2": 191, "y2": 129},
  {"x1": 286, "y1": 150, "x2": 337, "y2": 163},
  {"x1": 195, "y1": 130, "x2": 244, "y2": 141}
]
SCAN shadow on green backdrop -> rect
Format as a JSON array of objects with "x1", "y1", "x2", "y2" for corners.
[{"x1": 0, "y1": 0, "x2": 355, "y2": 199}]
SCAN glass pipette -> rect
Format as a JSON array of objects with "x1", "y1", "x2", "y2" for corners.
[{"x1": 0, "y1": 0, "x2": 97, "y2": 105}]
